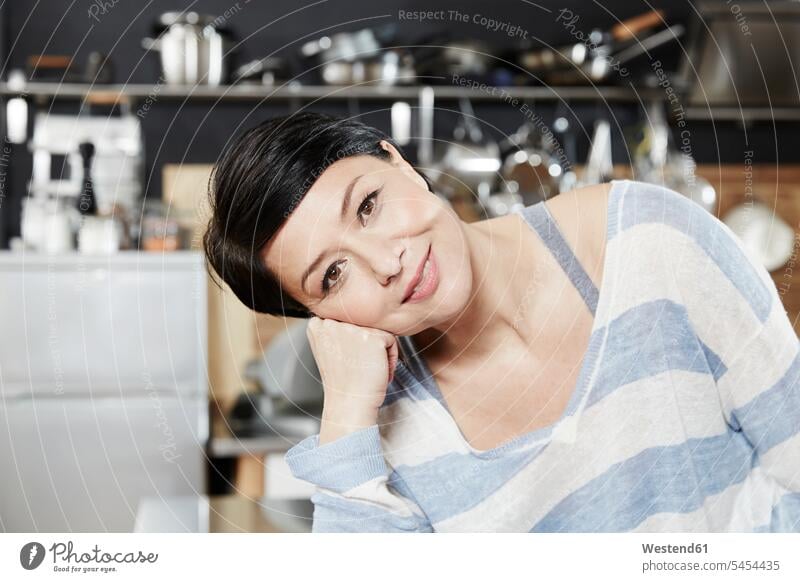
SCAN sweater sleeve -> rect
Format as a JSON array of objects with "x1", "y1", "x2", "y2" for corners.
[
  {"x1": 284, "y1": 425, "x2": 433, "y2": 532},
  {"x1": 712, "y1": 255, "x2": 800, "y2": 494},
  {"x1": 659, "y1": 184, "x2": 800, "y2": 493}
]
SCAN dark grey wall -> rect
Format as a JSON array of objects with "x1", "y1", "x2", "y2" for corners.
[{"x1": 0, "y1": 0, "x2": 795, "y2": 246}]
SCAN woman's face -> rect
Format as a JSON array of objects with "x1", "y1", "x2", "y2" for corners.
[{"x1": 263, "y1": 141, "x2": 473, "y2": 336}]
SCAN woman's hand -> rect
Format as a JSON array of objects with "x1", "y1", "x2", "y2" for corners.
[{"x1": 305, "y1": 317, "x2": 399, "y2": 444}]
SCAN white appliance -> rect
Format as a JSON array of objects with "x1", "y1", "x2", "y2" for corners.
[
  {"x1": 28, "y1": 112, "x2": 144, "y2": 215},
  {"x1": 0, "y1": 251, "x2": 208, "y2": 532}
]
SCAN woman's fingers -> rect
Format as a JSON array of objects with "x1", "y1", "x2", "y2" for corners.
[{"x1": 386, "y1": 336, "x2": 399, "y2": 384}]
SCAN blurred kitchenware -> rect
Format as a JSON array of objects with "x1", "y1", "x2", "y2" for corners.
[
  {"x1": 232, "y1": 56, "x2": 289, "y2": 86},
  {"x1": 631, "y1": 102, "x2": 717, "y2": 213},
  {"x1": 78, "y1": 215, "x2": 122, "y2": 254},
  {"x1": 5, "y1": 72, "x2": 28, "y2": 144},
  {"x1": 84, "y1": 51, "x2": 114, "y2": 83},
  {"x1": 583, "y1": 119, "x2": 614, "y2": 185},
  {"x1": 29, "y1": 112, "x2": 144, "y2": 223},
  {"x1": 499, "y1": 120, "x2": 565, "y2": 205},
  {"x1": 321, "y1": 50, "x2": 415, "y2": 85},
  {"x1": 42, "y1": 206, "x2": 75, "y2": 253},
  {"x1": 140, "y1": 199, "x2": 181, "y2": 251},
  {"x1": 232, "y1": 320, "x2": 323, "y2": 440},
  {"x1": 301, "y1": 28, "x2": 381, "y2": 63},
  {"x1": 301, "y1": 28, "x2": 415, "y2": 86},
  {"x1": 438, "y1": 40, "x2": 492, "y2": 77},
  {"x1": 435, "y1": 98, "x2": 501, "y2": 201},
  {"x1": 141, "y1": 11, "x2": 235, "y2": 85},
  {"x1": 244, "y1": 320, "x2": 322, "y2": 409},
  {"x1": 518, "y1": 10, "x2": 683, "y2": 84},
  {"x1": 25, "y1": 54, "x2": 82, "y2": 81},
  {"x1": 390, "y1": 101, "x2": 412, "y2": 146},
  {"x1": 667, "y1": 155, "x2": 718, "y2": 214},
  {"x1": 723, "y1": 201, "x2": 796, "y2": 272},
  {"x1": 76, "y1": 141, "x2": 98, "y2": 216},
  {"x1": 20, "y1": 196, "x2": 76, "y2": 253},
  {"x1": 410, "y1": 37, "x2": 504, "y2": 86},
  {"x1": 20, "y1": 196, "x2": 47, "y2": 250}
]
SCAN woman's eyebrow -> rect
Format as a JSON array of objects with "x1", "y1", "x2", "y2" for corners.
[{"x1": 300, "y1": 174, "x2": 364, "y2": 294}]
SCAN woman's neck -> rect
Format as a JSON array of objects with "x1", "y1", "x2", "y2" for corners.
[{"x1": 412, "y1": 213, "x2": 548, "y2": 365}]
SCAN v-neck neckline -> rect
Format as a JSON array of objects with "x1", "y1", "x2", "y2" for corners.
[{"x1": 392, "y1": 181, "x2": 625, "y2": 459}]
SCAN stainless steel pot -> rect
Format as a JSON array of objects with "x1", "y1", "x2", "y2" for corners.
[
  {"x1": 301, "y1": 28, "x2": 415, "y2": 86},
  {"x1": 141, "y1": 11, "x2": 234, "y2": 85}
]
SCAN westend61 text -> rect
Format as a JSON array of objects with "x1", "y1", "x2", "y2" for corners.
[{"x1": 642, "y1": 543, "x2": 708, "y2": 554}]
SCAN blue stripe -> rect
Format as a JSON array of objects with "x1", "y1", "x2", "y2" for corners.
[
  {"x1": 730, "y1": 349, "x2": 800, "y2": 454},
  {"x1": 388, "y1": 444, "x2": 547, "y2": 523},
  {"x1": 754, "y1": 492, "x2": 800, "y2": 532},
  {"x1": 611, "y1": 181, "x2": 772, "y2": 323},
  {"x1": 586, "y1": 299, "x2": 725, "y2": 409},
  {"x1": 284, "y1": 425, "x2": 388, "y2": 493},
  {"x1": 701, "y1": 341, "x2": 728, "y2": 382},
  {"x1": 531, "y1": 428, "x2": 756, "y2": 532},
  {"x1": 381, "y1": 361, "x2": 427, "y2": 408},
  {"x1": 387, "y1": 360, "x2": 436, "y2": 406},
  {"x1": 310, "y1": 490, "x2": 433, "y2": 532}
]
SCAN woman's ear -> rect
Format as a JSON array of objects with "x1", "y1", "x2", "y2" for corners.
[{"x1": 379, "y1": 140, "x2": 429, "y2": 191}]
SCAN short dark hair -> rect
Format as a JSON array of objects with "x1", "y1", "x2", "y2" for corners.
[{"x1": 203, "y1": 112, "x2": 427, "y2": 318}]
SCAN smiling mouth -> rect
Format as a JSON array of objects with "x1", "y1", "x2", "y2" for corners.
[
  {"x1": 402, "y1": 245, "x2": 431, "y2": 303},
  {"x1": 402, "y1": 244, "x2": 438, "y2": 304}
]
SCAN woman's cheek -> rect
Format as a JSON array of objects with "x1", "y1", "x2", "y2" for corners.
[{"x1": 334, "y1": 284, "x2": 385, "y2": 326}]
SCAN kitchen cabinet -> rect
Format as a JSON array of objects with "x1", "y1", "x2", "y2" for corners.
[
  {"x1": 0, "y1": 252, "x2": 208, "y2": 532},
  {"x1": 0, "y1": 394, "x2": 205, "y2": 532}
]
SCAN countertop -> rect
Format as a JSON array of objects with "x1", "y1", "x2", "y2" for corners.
[{"x1": 134, "y1": 495, "x2": 313, "y2": 533}]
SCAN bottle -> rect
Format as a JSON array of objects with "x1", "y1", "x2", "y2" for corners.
[{"x1": 76, "y1": 141, "x2": 97, "y2": 216}]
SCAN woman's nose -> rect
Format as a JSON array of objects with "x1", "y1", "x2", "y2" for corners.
[{"x1": 356, "y1": 236, "x2": 406, "y2": 285}]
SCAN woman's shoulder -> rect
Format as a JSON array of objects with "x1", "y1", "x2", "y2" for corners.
[
  {"x1": 542, "y1": 182, "x2": 612, "y2": 289},
  {"x1": 602, "y1": 179, "x2": 712, "y2": 238},
  {"x1": 605, "y1": 180, "x2": 777, "y2": 320}
]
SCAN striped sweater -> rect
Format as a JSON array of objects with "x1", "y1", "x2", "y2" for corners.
[{"x1": 285, "y1": 180, "x2": 800, "y2": 532}]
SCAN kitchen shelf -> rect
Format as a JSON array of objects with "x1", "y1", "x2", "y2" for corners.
[
  {"x1": 684, "y1": 106, "x2": 800, "y2": 122},
  {"x1": 210, "y1": 414, "x2": 302, "y2": 457},
  {"x1": 0, "y1": 80, "x2": 665, "y2": 103}
]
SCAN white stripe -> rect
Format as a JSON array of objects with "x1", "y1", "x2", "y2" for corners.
[
  {"x1": 759, "y1": 430, "x2": 800, "y2": 492},
  {"x1": 378, "y1": 397, "x2": 470, "y2": 467},
  {"x1": 716, "y1": 300, "x2": 799, "y2": 413},
  {"x1": 317, "y1": 476, "x2": 418, "y2": 519},
  {"x1": 604, "y1": 223, "x2": 763, "y2": 367},
  {"x1": 435, "y1": 370, "x2": 724, "y2": 531}
]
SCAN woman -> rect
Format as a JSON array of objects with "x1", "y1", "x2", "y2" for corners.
[{"x1": 204, "y1": 112, "x2": 800, "y2": 532}]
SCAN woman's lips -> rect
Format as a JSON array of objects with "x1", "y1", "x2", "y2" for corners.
[{"x1": 402, "y1": 246, "x2": 439, "y2": 304}]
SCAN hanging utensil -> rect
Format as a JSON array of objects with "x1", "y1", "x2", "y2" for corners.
[
  {"x1": 437, "y1": 99, "x2": 501, "y2": 196},
  {"x1": 583, "y1": 119, "x2": 613, "y2": 185}
]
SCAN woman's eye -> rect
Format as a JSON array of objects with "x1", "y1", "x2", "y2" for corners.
[
  {"x1": 320, "y1": 190, "x2": 379, "y2": 294},
  {"x1": 357, "y1": 191, "x2": 379, "y2": 226},
  {"x1": 322, "y1": 260, "x2": 346, "y2": 293}
]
